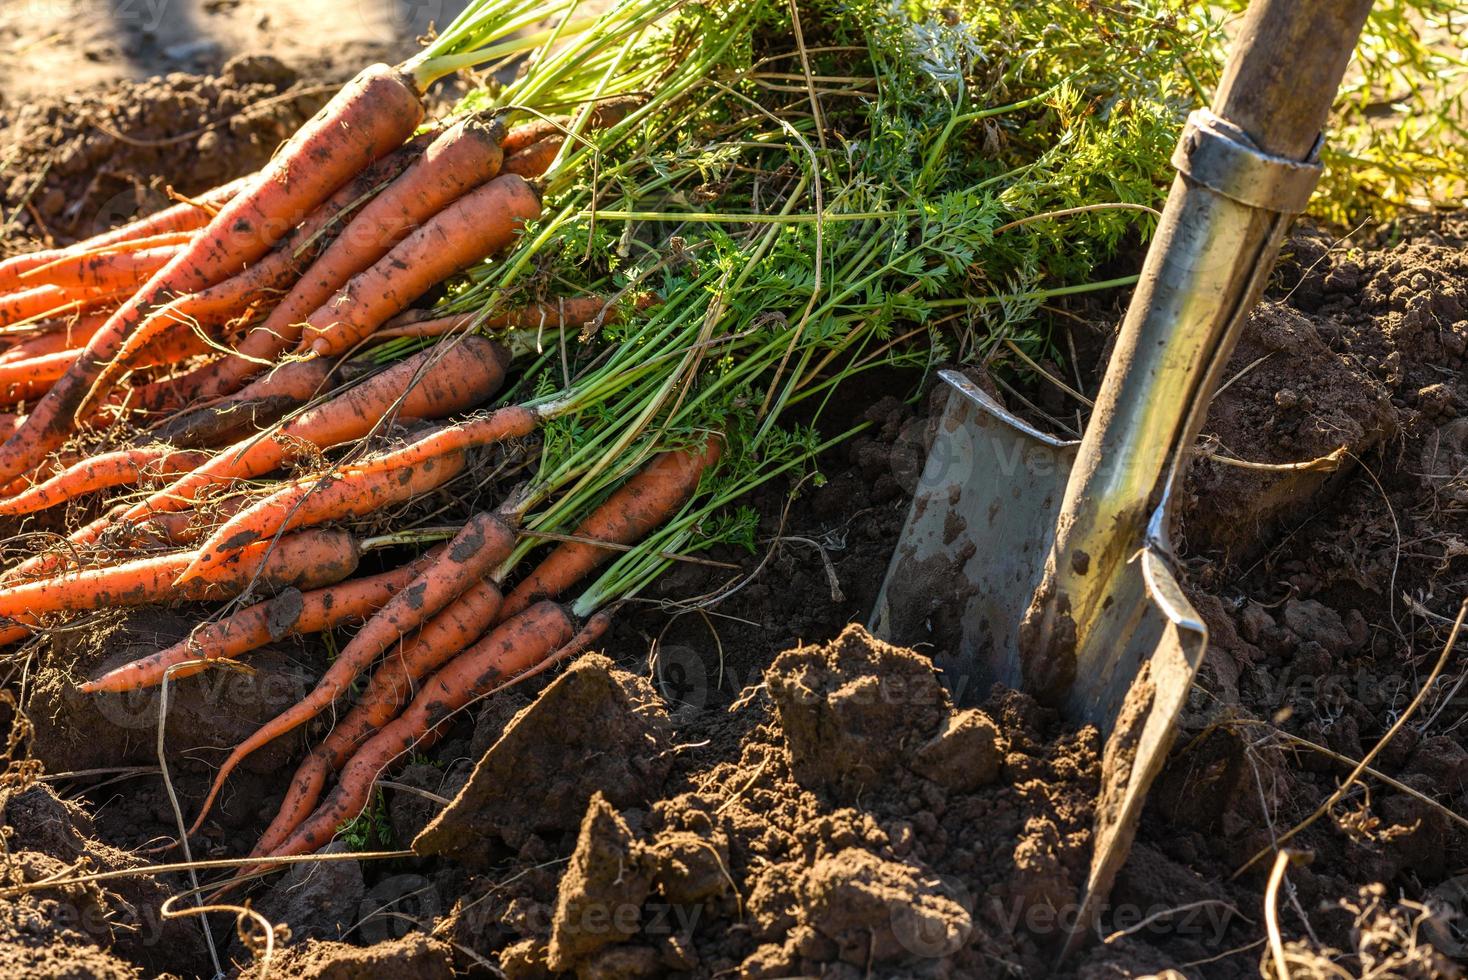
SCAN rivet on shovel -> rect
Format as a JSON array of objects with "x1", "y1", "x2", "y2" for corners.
[{"x1": 872, "y1": 0, "x2": 1375, "y2": 957}]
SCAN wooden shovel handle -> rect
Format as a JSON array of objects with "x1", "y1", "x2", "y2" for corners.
[{"x1": 1213, "y1": 0, "x2": 1374, "y2": 160}]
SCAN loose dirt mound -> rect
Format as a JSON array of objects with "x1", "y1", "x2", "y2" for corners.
[
  {"x1": 0, "y1": 782, "x2": 208, "y2": 978},
  {"x1": 0, "y1": 55, "x2": 329, "y2": 247},
  {"x1": 418, "y1": 626, "x2": 1099, "y2": 979}
]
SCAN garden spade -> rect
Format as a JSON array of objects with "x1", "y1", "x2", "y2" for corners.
[{"x1": 871, "y1": 0, "x2": 1374, "y2": 951}]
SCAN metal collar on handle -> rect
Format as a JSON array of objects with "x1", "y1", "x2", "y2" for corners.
[{"x1": 1172, "y1": 108, "x2": 1324, "y2": 214}]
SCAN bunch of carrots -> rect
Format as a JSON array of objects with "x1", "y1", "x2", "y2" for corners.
[
  {"x1": 0, "y1": 0, "x2": 867, "y2": 884},
  {"x1": 0, "y1": 0, "x2": 760, "y2": 862}
]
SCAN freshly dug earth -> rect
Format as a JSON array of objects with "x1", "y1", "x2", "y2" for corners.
[
  {"x1": 4, "y1": 57, "x2": 1468, "y2": 980},
  {"x1": 422, "y1": 636, "x2": 1099, "y2": 979},
  {"x1": 0, "y1": 54, "x2": 331, "y2": 247}
]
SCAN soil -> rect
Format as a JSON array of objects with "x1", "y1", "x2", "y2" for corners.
[{"x1": 2, "y1": 34, "x2": 1468, "y2": 980}]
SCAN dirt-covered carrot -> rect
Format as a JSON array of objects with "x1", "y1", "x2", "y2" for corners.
[
  {"x1": 0, "y1": 64, "x2": 426, "y2": 486},
  {"x1": 188, "y1": 512, "x2": 515, "y2": 833},
  {"x1": 0, "y1": 529, "x2": 359, "y2": 624},
  {"x1": 267, "y1": 601, "x2": 609, "y2": 858},
  {"x1": 375, "y1": 293, "x2": 647, "y2": 341},
  {"x1": 82, "y1": 549, "x2": 442, "y2": 694},
  {"x1": 497, "y1": 97, "x2": 640, "y2": 155},
  {"x1": 180, "y1": 407, "x2": 539, "y2": 571},
  {"x1": 0, "y1": 283, "x2": 129, "y2": 329},
  {"x1": 15, "y1": 244, "x2": 179, "y2": 294},
  {"x1": 178, "y1": 449, "x2": 466, "y2": 581},
  {"x1": 148, "y1": 358, "x2": 337, "y2": 448},
  {"x1": 502, "y1": 136, "x2": 564, "y2": 180},
  {"x1": 85, "y1": 131, "x2": 439, "y2": 414},
  {"x1": 0, "y1": 317, "x2": 106, "y2": 363},
  {"x1": 499, "y1": 437, "x2": 722, "y2": 619},
  {"x1": 110, "y1": 338, "x2": 508, "y2": 527},
  {"x1": 0, "y1": 175, "x2": 249, "y2": 293},
  {"x1": 0, "y1": 349, "x2": 81, "y2": 402},
  {"x1": 297, "y1": 174, "x2": 542, "y2": 357},
  {"x1": 0, "y1": 446, "x2": 210, "y2": 517},
  {"x1": 192, "y1": 115, "x2": 508, "y2": 401},
  {"x1": 250, "y1": 574, "x2": 505, "y2": 855}
]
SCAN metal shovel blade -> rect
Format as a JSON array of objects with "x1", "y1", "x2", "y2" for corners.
[{"x1": 870, "y1": 369, "x2": 1208, "y2": 938}]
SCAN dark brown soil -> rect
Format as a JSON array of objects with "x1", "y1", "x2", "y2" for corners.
[
  {"x1": 424, "y1": 630, "x2": 1098, "y2": 979},
  {"x1": 0, "y1": 54, "x2": 331, "y2": 248}
]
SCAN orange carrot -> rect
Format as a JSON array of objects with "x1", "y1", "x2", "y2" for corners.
[
  {"x1": 15, "y1": 244, "x2": 179, "y2": 294},
  {"x1": 0, "y1": 283, "x2": 130, "y2": 329},
  {"x1": 0, "y1": 349, "x2": 80, "y2": 402},
  {"x1": 82, "y1": 549, "x2": 442, "y2": 694},
  {"x1": 499, "y1": 438, "x2": 723, "y2": 620},
  {"x1": 0, "y1": 446, "x2": 210, "y2": 516},
  {"x1": 0, "y1": 175, "x2": 248, "y2": 293},
  {"x1": 188, "y1": 512, "x2": 515, "y2": 834},
  {"x1": 502, "y1": 137, "x2": 564, "y2": 180},
  {"x1": 298, "y1": 174, "x2": 542, "y2": 357},
  {"x1": 180, "y1": 449, "x2": 466, "y2": 581},
  {"x1": 0, "y1": 528, "x2": 359, "y2": 624},
  {"x1": 193, "y1": 115, "x2": 507, "y2": 400},
  {"x1": 86, "y1": 132, "x2": 439, "y2": 414},
  {"x1": 110, "y1": 338, "x2": 508, "y2": 527},
  {"x1": 374, "y1": 293, "x2": 648, "y2": 341},
  {"x1": 0, "y1": 64, "x2": 425, "y2": 485},
  {"x1": 497, "y1": 98, "x2": 639, "y2": 155},
  {"x1": 0, "y1": 316, "x2": 107, "y2": 362},
  {"x1": 267, "y1": 602, "x2": 609, "y2": 858},
  {"x1": 250, "y1": 574, "x2": 504, "y2": 855},
  {"x1": 148, "y1": 358, "x2": 337, "y2": 448},
  {"x1": 180, "y1": 407, "x2": 540, "y2": 572}
]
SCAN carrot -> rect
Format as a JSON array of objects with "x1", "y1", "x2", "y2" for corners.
[
  {"x1": 110, "y1": 338, "x2": 508, "y2": 527},
  {"x1": 250, "y1": 574, "x2": 504, "y2": 855},
  {"x1": 178, "y1": 408, "x2": 538, "y2": 573},
  {"x1": 86, "y1": 131, "x2": 440, "y2": 415},
  {"x1": 0, "y1": 349, "x2": 80, "y2": 402},
  {"x1": 127, "y1": 494, "x2": 252, "y2": 547},
  {"x1": 193, "y1": 116, "x2": 508, "y2": 401},
  {"x1": 267, "y1": 602, "x2": 610, "y2": 858},
  {"x1": 297, "y1": 174, "x2": 542, "y2": 357},
  {"x1": 499, "y1": 437, "x2": 722, "y2": 620},
  {"x1": 0, "y1": 283, "x2": 129, "y2": 329},
  {"x1": 148, "y1": 357, "x2": 337, "y2": 448},
  {"x1": 0, "y1": 447, "x2": 211, "y2": 517},
  {"x1": 0, "y1": 175, "x2": 249, "y2": 293},
  {"x1": 497, "y1": 98, "x2": 640, "y2": 155},
  {"x1": 187, "y1": 511, "x2": 515, "y2": 834},
  {"x1": 82, "y1": 549, "x2": 442, "y2": 694},
  {"x1": 0, "y1": 65, "x2": 425, "y2": 486},
  {"x1": 0, "y1": 316, "x2": 106, "y2": 362},
  {"x1": 502, "y1": 137, "x2": 564, "y2": 180},
  {"x1": 178, "y1": 449, "x2": 467, "y2": 581},
  {"x1": 374, "y1": 293, "x2": 647, "y2": 341},
  {"x1": 0, "y1": 528, "x2": 359, "y2": 624},
  {"x1": 15, "y1": 244, "x2": 179, "y2": 294}
]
